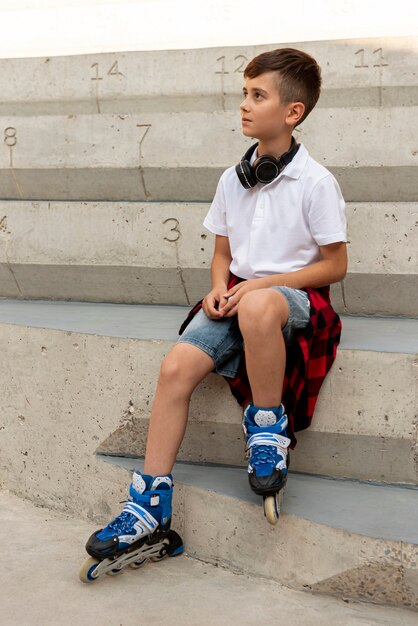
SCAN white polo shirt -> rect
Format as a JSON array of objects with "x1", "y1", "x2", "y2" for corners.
[{"x1": 203, "y1": 142, "x2": 347, "y2": 280}]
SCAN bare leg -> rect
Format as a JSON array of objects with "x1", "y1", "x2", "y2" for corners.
[
  {"x1": 144, "y1": 342, "x2": 216, "y2": 476},
  {"x1": 238, "y1": 289, "x2": 289, "y2": 408}
]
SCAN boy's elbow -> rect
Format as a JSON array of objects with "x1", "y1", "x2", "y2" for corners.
[
  {"x1": 335, "y1": 259, "x2": 348, "y2": 283},
  {"x1": 339, "y1": 253, "x2": 348, "y2": 279},
  {"x1": 338, "y1": 268, "x2": 347, "y2": 282},
  {"x1": 320, "y1": 242, "x2": 348, "y2": 284},
  {"x1": 341, "y1": 249, "x2": 348, "y2": 280}
]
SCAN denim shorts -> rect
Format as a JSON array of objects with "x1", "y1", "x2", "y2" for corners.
[{"x1": 176, "y1": 286, "x2": 310, "y2": 378}]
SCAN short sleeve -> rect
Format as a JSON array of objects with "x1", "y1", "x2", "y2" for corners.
[
  {"x1": 203, "y1": 173, "x2": 228, "y2": 236},
  {"x1": 308, "y1": 174, "x2": 347, "y2": 246}
]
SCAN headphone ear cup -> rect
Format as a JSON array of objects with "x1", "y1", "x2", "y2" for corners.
[
  {"x1": 253, "y1": 155, "x2": 280, "y2": 184},
  {"x1": 236, "y1": 159, "x2": 257, "y2": 189}
]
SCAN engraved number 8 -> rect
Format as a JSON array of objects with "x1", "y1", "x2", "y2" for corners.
[{"x1": 4, "y1": 127, "x2": 17, "y2": 147}]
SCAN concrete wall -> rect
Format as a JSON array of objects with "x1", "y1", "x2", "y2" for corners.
[
  {"x1": 1, "y1": 38, "x2": 417, "y2": 112},
  {"x1": 1, "y1": 200, "x2": 416, "y2": 315},
  {"x1": 1, "y1": 109, "x2": 417, "y2": 202},
  {"x1": 1, "y1": 39, "x2": 417, "y2": 314}
]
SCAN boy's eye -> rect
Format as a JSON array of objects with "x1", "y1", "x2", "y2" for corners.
[{"x1": 242, "y1": 91, "x2": 264, "y2": 99}]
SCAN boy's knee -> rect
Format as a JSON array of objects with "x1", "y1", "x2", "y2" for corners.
[
  {"x1": 159, "y1": 350, "x2": 185, "y2": 383},
  {"x1": 238, "y1": 289, "x2": 289, "y2": 328},
  {"x1": 159, "y1": 344, "x2": 213, "y2": 389}
]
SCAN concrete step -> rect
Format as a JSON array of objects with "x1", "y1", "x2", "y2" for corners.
[
  {"x1": 1, "y1": 37, "x2": 417, "y2": 115},
  {"x1": 1, "y1": 109, "x2": 417, "y2": 202},
  {"x1": 97, "y1": 455, "x2": 418, "y2": 611},
  {"x1": 0, "y1": 305, "x2": 416, "y2": 609},
  {"x1": 0, "y1": 300, "x2": 416, "y2": 483},
  {"x1": 3, "y1": 491, "x2": 417, "y2": 625},
  {"x1": 0, "y1": 199, "x2": 212, "y2": 308},
  {"x1": 336, "y1": 201, "x2": 417, "y2": 316},
  {"x1": 0, "y1": 200, "x2": 416, "y2": 316}
]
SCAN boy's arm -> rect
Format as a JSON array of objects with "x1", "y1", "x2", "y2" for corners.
[
  {"x1": 210, "y1": 235, "x2": 233, "y2": 289},
  {"x1": 202, "y1": 235, "x2": 233, "y2": 319},
  {"x1": 220, "y1": 242, "x2": 347, "y2": 317},
  {"x1": 259, "y1": 242, "x2": 348, "y2": 290}
]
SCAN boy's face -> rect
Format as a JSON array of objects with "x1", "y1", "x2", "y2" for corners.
[{"x1": 240, "y1": 71, "x2": 296, "y2": 141}]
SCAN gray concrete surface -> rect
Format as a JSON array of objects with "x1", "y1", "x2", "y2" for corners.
[
  {"x1": 1, "y1": 109, "x2": 417, "y2": 202},
  {"x1": 0, "y1": 200, "x2": 416, "y2": 314},
  {"x1": 336, "y1": 274, "x2": 418, "y2": 317},
  {"x1": 0, "y1": 298, "x2": 416, "y2": 352},
  {"x1": 0, "y1": 37, "x2": 417, "y2": 115},
  {"x1": 0, "y1": 310, "x2": 417, "y2": 483},
  {"x1": 2, "y1": 489, "x2": 417, "y2": 626},
  {"x1": 100, "y1": 455, "x2": 418, "y2": 544},
  {"x1": 2, "y1": 265, "x2": 417, "y2": 316},
  {"x1": 1, "y1": 201, "x2": 415, "y2": 275},
  {"x1": 0, "y1": 299, "x2": 190, "y2": 341},
  {"x1": 0, "y1": 316, "x2": 416, "y2": 604},
  {"x1": 98, "y1": 418, "x2": 418, "y2": 485}
]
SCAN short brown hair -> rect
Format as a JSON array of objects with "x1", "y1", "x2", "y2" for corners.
[{"x1": 244, "y1": 48, "x2": 321, "y2": 126}]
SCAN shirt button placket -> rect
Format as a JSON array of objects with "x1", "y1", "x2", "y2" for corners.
[{"x1": 254, "y1": 189, "x2": 265, "y2": 220}]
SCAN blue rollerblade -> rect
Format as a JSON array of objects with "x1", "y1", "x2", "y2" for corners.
[
  {"x1": 243, "y1": 402, "x2": 291, "y2": 525},
  {"x1": 79, "y1": 471, "x2": 183, "y2": 583}
]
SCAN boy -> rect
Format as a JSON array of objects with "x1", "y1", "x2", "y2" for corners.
[{"x1": 84, "y1": 48, "x2": 347, "y2": 561}]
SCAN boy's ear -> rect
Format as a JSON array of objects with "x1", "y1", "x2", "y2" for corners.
[{"x1": 287, "y1": 102, "x2": 305, "y2": 126}]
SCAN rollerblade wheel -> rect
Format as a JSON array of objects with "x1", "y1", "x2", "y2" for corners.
[
  {"x1": 129, "y1": 558, "x2": 147, "y2": 569},
  {"x1": 106, "y1": 567, "x2": 123, "y2": 576},
  {"x1": 79, "y1": 556, "x2": 101, "y2": 583},
  {"x1": 150, "y1": 546, "x2": 168, "y2": 562},
  {"x1": 263, "y1": 494, "x2": 281, "y2": 525},
  {"x1": 151, "y1": 529, "x2": 184, "y2": 561}
]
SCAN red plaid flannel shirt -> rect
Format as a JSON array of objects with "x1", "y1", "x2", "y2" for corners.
[{"x1": 178, "y1": 272, "x2": 342, "y2": 448}]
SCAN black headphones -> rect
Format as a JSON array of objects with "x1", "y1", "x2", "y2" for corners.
[{"x1": 235, "y1": 136, "x2": 300, "y2": 189}]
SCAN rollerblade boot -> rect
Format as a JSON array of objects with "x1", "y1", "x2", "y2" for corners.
[
  {"x1": 243, "y1": 403, "x2": 291, "y2": 524},
  {"x1": 79, "y1": 470, "x2": 183, "y2": 582}
]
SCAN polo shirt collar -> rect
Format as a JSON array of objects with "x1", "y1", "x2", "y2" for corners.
[{"x1": 280, "y1": 142, "x2": 309, "y2": 180}]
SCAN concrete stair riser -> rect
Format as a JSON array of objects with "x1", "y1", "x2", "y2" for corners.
[
  {"x1": 0, "y1": 324, "x2": 167, "y2": 522},
  {"x1": 177, "y1": 484, "x2": 418, "y2": 610},
  {"x1": 331, "y1": 275, "x2": 418, "y2": 317},
  {"x1": 0, "y1": 322, "x2": 416, "y2": 484},
  {"x1": 98, "y1": 350, "x2": 418, "y2": 484},
  {"x1": 0, "y1": 38, "x2": 417, "y2": 115},
  {"x1": 1, "y1": 109, "x2": 417, "y2": 202},
  {"x1": 0, "y1": 265, "x2": 209, "y2": 307},
  {"x1": 0, "y1": 201, "x2": 416, "y2": 315}
]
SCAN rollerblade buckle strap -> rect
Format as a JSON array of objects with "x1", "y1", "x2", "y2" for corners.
[
  {"x1": 122, "y1": 501, "x2": 159, "y2": 532},
  {"x1": 246, "y1": 432, "x2": 291, "y2": 451},
  {"x1": 246, "y1": 432, "x2": 290, "y2": 475}
]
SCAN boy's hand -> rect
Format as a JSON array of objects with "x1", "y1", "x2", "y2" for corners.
[
  {"x1": 219, "y1": 279, "x2": 265, "y2": 318},
  {"x1": 202, "y1": 286, "x2": 230, "y2": 320}
]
